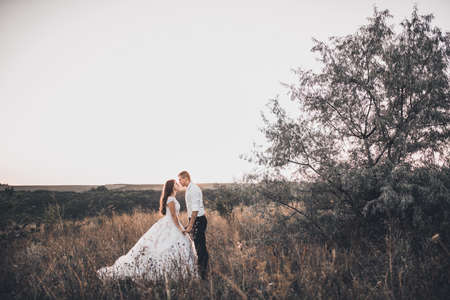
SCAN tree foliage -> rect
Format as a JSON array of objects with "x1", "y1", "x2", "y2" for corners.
[{"x1": 254, "y1": 7, "x2": 450, "y2": 242}]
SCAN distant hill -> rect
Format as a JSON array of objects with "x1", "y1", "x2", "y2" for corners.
[{"x1": 3, "y1": 183, "x2": 226, "y2": 192}]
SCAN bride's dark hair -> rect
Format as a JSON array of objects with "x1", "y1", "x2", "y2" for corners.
[{"x1": 160, "y1": 179, "x2": 175, "y2": 215}]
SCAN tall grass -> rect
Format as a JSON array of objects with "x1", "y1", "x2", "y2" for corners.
[{"x1": 1, "y1": 205, "x2": 447, "y2": 299}]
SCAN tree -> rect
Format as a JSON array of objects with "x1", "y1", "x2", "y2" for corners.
[{"x1": 254, "y1": 7, "x2": 450, "y2": 231}]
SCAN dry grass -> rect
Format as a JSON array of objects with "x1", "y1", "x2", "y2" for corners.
[{"x1": 0, "y1": 206, "x2": 447, "y2": 299}]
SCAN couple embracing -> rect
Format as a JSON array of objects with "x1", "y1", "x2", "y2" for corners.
[{"x1": 97, "y1": 171, "x2": 209, "y2": 281}]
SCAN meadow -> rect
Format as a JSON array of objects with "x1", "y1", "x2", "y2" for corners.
[
  {"x1": 1, "y1": 185, "x2": 448, "y2": 299},
  {"x1": 2, "y1": 6, "x2": 449, "y2": 299}
]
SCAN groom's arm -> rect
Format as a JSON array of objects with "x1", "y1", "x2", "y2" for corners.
[
  {"x1": 186, "y1": 187, "x2": 201, "y2": 232},
  {"x1": 186, "y1": 211, "x2": 198, "y2": 232}
]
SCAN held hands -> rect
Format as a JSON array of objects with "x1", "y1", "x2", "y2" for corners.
[
  {"x1": 179, "y1": 223, "x2": 192, "y2": 235},
  {"x1": 182, "y1": 225, "x2": 193, "y2": 234}
]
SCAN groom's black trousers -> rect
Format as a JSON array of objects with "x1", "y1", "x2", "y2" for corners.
[{"x1": 189, "y1": 215, "x2": 209, "y2": 279}]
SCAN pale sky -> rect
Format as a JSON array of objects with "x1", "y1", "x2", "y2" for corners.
[{"x1": 1, "y1": 0, "x2": 449, "y2": 185}]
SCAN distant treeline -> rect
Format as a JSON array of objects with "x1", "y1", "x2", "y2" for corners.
[{"x1": 0, "y1": 186, "x2": 219, "y2": 230}]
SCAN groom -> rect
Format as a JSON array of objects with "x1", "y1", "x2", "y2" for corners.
[{"x1": 178, "y1": 170, "x2": 209, "y2": 280}]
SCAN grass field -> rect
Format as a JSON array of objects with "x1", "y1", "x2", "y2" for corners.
[{"x1": 1, "y1": 202, "x2": 447, "y2": 299}]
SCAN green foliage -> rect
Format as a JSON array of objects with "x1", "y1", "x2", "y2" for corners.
[
  {"x1": 0, "y1": 189, "x2": 165, "y2": 230},
  {"x1": 206, "y1": 184, "x2": 257, "y2": 219},
  {"x1": 42, "y1": 202, "x2": 64, "y2": 225},
  {"x1": 0, "y1": 187, "x2": 232, "y2": 232},
  {"x1": 251, "y1": 7, "x2": 450, "y2": 247},
  {"x1": 90, "y1": 185, "x2": 108, "y2": 192}
]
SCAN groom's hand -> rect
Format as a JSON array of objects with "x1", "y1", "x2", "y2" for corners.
[{"x1": 184, "y1": 225, "x2": 193, "y2": 233}]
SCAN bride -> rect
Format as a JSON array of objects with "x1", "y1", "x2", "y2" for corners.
[{"x1": 96, "y1": 179, "x2": 198, "y2": 281}]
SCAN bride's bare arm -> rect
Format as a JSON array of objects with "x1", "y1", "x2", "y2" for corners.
[{"x1": 167, "y1": 201, "x2": 185, "y2": 234}]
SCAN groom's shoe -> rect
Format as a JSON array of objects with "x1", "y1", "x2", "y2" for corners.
[
  {"x1": 200, "y1": 271, "x2": 207, "y2": 281},
  {"x1": 200, "y1": 272, "x2": 208, "y2": 281},
  {"x1": 199, "y1": 265, "x2": 209, "y2": 280}
]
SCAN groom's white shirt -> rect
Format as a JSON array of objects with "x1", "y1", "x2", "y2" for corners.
[{"x1": 185, "y1": 182, "x2": 205, "y2": 218}]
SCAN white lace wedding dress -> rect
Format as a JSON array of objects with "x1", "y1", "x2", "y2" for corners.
[{"x1": 96, "y1": 196, "x2": 198, "y2": 281}]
